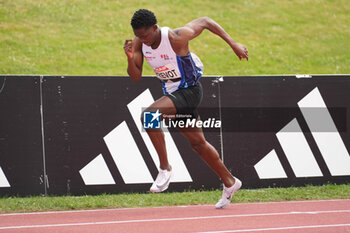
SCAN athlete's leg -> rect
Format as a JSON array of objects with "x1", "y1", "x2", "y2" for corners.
[
  {"x1": 141, "y1": 95, "x2": 176, "y2": 171},
  {"x1": 177, "y1": 119, "x2": 235, "y2": 187}
]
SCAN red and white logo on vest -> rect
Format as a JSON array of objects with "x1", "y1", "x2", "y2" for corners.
[{"x1": 160, "y1": 54, "x2": 169, "y2": 60}]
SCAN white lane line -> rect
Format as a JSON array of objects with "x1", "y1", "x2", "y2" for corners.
[
  {"x1": 1, "y1": 199, "x2": 349, "y2": 216},
  {"x1": 194, "y1": 223, "x2": 350, "y2": 233},
  {"x1": 0, "y1": 209, "x2": 349, "y2": 230}
]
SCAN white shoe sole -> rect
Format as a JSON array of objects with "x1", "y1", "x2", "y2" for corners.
[
  {"x1": 149, "y1": 171, "x2": 173, "y2": 193},
  {"x1": 215, "y1": 177, "x2": 242, "y2": 209}
]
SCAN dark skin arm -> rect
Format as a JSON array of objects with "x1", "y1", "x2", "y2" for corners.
[
  {"x1": 124, "y1": 17, "x2": 248, "y2": 82},
  {"x1": 170, "y1": 17, "x2": 248, "y2": 59},
  {"x1": 123, "y1": 37, "x2": 143, "y2": 82}
]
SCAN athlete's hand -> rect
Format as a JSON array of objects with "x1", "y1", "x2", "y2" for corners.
[
  {"x1": 232, "y1": 43, "x2": 248, "y2": 61},
  {"x1": 124, "y1": 39, "x2": 134, "y2": 59}
]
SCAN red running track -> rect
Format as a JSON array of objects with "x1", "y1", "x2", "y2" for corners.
[{"x1": 0, "y1": 199, "x2": 350, "y2": 233}]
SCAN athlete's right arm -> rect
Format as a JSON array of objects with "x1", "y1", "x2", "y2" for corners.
[{"x1": 124, "y1": 38, "x2": 143, "y2": 83}]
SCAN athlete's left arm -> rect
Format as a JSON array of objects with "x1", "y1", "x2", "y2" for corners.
[{"x1": 173, "y1": 17, "x2": 248, "y2": 60}]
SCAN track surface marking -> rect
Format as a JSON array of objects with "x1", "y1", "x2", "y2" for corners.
[{"x1": 0, "y1": 199, "x2": 349, "y2": 233}]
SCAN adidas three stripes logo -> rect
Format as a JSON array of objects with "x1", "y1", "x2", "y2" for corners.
[{"x1": 254, "y1": 87, "x2": 350, "y2": 179}]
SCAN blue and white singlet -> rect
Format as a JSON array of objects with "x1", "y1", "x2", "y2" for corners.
[{"x1": 142, "y1": 27, "x2": 204, "y2": 94}]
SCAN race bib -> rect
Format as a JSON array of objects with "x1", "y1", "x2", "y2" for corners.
[{"x1": 154, "y1": 64, "x2": 181, "y2": 81}]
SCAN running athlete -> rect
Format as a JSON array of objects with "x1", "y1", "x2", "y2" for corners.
[{"x1": 124, "y1": 9, "x2": 248, "y2": 209}]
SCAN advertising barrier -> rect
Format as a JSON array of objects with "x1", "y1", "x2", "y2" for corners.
[
  {"x1": 0, "y1": 75, "x2": 349, "y2": 196},
  {"x1": 0, "y1": 76, "x2": 45, "y2": 195}
]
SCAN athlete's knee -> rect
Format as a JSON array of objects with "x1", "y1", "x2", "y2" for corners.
[{"x1": 189, "y1": 138, "x2": 207, "y2": 153}]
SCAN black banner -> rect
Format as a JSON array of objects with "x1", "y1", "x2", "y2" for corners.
[
  {"x1": 220, "y1": 76, "x2": 350, "y2": 188},
  {"x1": 0, "y1": 75, "x2": 349, "y2": 196},
  {"x1": 42, "y1": 76, "x2": 221, "y2": 195},
  {"x1": 0, "y1": 76, "x2": 45, "y2": 196}
]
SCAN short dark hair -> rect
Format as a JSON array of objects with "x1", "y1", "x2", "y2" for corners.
[{"x1": 131, "y1": 9, "x2": 157, "y2": 29}]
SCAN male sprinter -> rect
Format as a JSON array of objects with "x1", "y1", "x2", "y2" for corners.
[{"x1": 124, "y1": 9, "x2": 248, "y2": 209}]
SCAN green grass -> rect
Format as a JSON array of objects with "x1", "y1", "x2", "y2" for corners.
[
  {"x1": 1, "y1": 184, "x2": 349, "y2": 214},
  {"x1": 1, "y1": 0, "x2": 350, "y2": 75}
]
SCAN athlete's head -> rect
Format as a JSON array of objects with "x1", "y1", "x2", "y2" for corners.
[{"x1": 131, "y1": 9, "x2": 159, "y2": 46}]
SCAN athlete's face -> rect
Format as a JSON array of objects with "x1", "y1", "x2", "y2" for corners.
[{"x1": 133, "y1": 25, "x2": 158, "y2": 46}]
